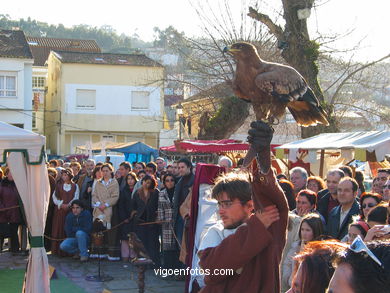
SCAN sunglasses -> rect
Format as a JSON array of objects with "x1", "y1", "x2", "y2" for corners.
[
  {"x1": 362, "y1": 203, "x2": 376, "y2": 209},
  {"x1": 349, "y1": 235, "x2": 383, "y2": 268},
  {"x1": 383, "y1": 185, "x2": 390, "y2": 189},
  {"x1": 165, "y1": 179, "x2": 175, "y2": 183}
]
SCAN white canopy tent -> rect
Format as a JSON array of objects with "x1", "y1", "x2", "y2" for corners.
[
  {"x1": 0, "y1": 121, "x2": 50, "y2": 293},
  {"x1": 276, "y1": 131, "x2": 390, "y2": 177}
]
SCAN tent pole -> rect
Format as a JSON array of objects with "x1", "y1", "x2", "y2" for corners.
[{"x1": 319, "y1": 150, "x2": 325, "y2": 178}]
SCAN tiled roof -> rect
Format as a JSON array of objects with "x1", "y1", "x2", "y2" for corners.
[
  {"x1": 0, "y1": 30, "x2": 33, "y2": 59},
  {"x1": 26, "y1": 36, "x2": 101, "y2": 66},
  {"x1": 52, "y1": 51, "x2": 164, "y2": 67}
]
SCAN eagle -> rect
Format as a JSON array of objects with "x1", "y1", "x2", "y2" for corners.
[{"x1": 223, "y1": 42, "x2": 329, "y2": 169}]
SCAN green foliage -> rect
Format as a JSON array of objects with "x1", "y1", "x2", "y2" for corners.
[
  {"x1": 204, "y1": 96, "x2": 249, "y2": 134},
  {"x1": 0, "y1": 14, "x2": 153, "y2": 53}
]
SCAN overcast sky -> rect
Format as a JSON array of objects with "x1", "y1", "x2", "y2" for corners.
[{"x1": 3, "y1": 0, "x2": 389, "y2": 61}]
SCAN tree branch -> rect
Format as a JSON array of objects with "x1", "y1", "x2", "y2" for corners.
[
  {"x1": 247, "y1": 6, "x2": 284, "y2": 40},
  {"x1": 330, "y1": 53, "x2": 390, "y2": 105}
]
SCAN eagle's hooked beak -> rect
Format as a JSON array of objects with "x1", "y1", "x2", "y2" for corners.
[{"x1": 223, "y1": 46, "x2": 240, "y2": 55}]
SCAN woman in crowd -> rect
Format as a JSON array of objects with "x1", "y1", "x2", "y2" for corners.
[
  {"x1": 51, "y1": 168, "x2": 79, "y2": 256},
  {"x1": 0, "y1": 168, "x2": 22, "y2": 253},
  {"x1": 282, "y1": 213, "x2": 324, "y2": 290},
  {"x1": 307, "y1": 176, "x2": 326, "y2": 194},
  {"x1": 137, "y1": 170, "x2": 146, "y2": 181},
  {"x1": 279, "y1": 179, "x2": 296, "y2": 211},
  {"x1": 346, "y1": 220, "x2": 369, "y2": 243},
  {"x1": 83, "y1": 166, "x2": 102, "y2": 213},
  {"x1": 157, "y1": 173, "x2": 177, "y2": 269},
  {"x1": 287, "y1": 240, "x2": 345, "y2": 293},
  {"x1": 359, "y1": 192, "x2": 382, "y2": 220},
  {"x1": 132, "y1": 174, "x2": 160, "y2": 266},
  {"x1": 364, "y1": 202, "x2": 390, "y2": 241},
  {"x1": 354, "y1": 170, "x2": 366, "y2": 197},
  {"x1": 118, "y1": 172, "x2": 138, "y2": 261},
  {"x1": 92, "y1": 163, "x2": 120, "y2": 260},
  {"x1": 292, "y1": 190, "x2": 322, "y2": 221},
  {"x1": 134, "y1": 162, "x2": 146, "y2": 176},
  {"x1": 372, "y1": 177, "x2": 384, "y2": 195}
]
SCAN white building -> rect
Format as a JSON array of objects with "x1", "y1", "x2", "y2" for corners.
[{"x1": 0, "y1": 30, "x2": 34, "y2": 130}]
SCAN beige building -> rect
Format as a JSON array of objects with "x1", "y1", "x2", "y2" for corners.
[
  {"x1": 27, "y1": 36, "x2": 101, "y2": 135},
  {"x1": 45, "y1": 51, "x2": 164, "y2": 155}
]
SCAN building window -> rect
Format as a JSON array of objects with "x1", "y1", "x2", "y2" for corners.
[
  {"x1": 76, "y1": 89, "x2": 96, "y2": 109},
  {"x1": 102, "y1": 135, "x2": 115, "y2": 142},
  {"x1": 0, "y1": 74, "x2": 17, "y2": 97},
  {"x1": 131, "y1": 91, "x2": 150, "y2": 110},
  {"x1": 32, "y1": 76, "x2": 45, "y2": 88}
]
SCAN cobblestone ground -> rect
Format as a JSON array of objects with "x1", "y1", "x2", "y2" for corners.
[{"x1": 0, "y1": 252, "x2": 185, "y2": 293}]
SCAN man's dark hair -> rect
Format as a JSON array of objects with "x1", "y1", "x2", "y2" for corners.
[
  {"x1": 177, "y1": 157, "x2": 192, "y2": 170},
  {"x1": 136, "y1": 162, "x2": 146, "y2": 169},
  {"x1": 339, "y1": 177, "x2": 359, "y2": 192},
  {"x1": 328, "y1": 169, "x2": 345, "y2": 179},
  {"x1": 71, "y1": 199, "x2": 84, "y2": 209},
  {"x1": 367, "y1": 203, "x2": 389, "y2": 224},
  {"x1": 339, "y1": 165, "x2": 353, "y2": 178},
  {"x1": 335, "y1": 241, "x2": 390, "y2": 293},
  {"x1": 120, "y1": 161, "x2": 131, "y2": 170},
  {"x1": 145, "y1": 162, "x2": 157, "y2": 173},
  {"x1": 212, "y1": 172, "x2": 252, "y2": 203},
  {"x1": 378, "y1": 168, "x2": 390, "y2": 175}
]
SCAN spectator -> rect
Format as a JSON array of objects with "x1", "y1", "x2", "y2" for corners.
[
  {"x1": 132, "y1": 162, "x2": 162, "y2": 196},
  {"x1": 0, "y1": 168, "x2": 22, "y2": 253},
  {"x1": 307, "y1": 176, "x2": 326, "y2": 194},
  {"x1": 289, "y1": 167, "x2": 308, "y2": 194},
  {"x1": 377, "y1": 168, "x2": 390, "y2": 183},
  {"x1": 118, "y1": 172, "x2": 138, "y2": 261},
  {"x1": 364, "y1": 203, "x2": 390, "y2": 241},
  {"x1": 155, "y1": 157, "x2": 166, "y2": 179},
  {"x1": 218, "y1": 156, "x2": 233, "y2": 173},
  {"x1": 157, "y1": 173, "x2": 178, "y2": 270},
  {"x1": 318, "y1": 169, "x2": 345, "y2": 223},
  {"x1": 287, "y1": 240, "x2": 345, "y2": 293},
  {"x1": 134, "y1": 162, "x2": 146, "y2": 175},
  {"x1": 57, "y1": 159, "x2": 64, "y2": 167},
  {"x1": 132, "y1": 174, "x2": 160, "y2": 265},
  {"x1": 172, "y1": 161, "x2": 180, "y2": 179},
  {"x1": 51, "y1": 168, "x2": 79, "y2": 256},
  {"x1": 339, "y1": 165, "x2": 353, "y2": 178},
  {"x1": 117, "y1": 162, "x2": 132, "y2": 191},
  {"x1": 172, "y1": 157, "x2": 195, "y2": 246},
  {"x1": 137, "y1": 170, "x2": 146, "y2": 181},
  {"x1": 279, "y1": 179, "x2": 296, "y2": 211},
  {"x1": 292, "y1": 189, "x2": 320, "y2": 219},
  {"x1": 77, "y1": 159, "x2": 95, "y2": 211},
  {"x1": 372, "y1": 177, "x2": 384, "y2": 195},
  {"x1": 354, "y1": 170, "x2": 366, "y2": 197},
  {"x1": 359, "y1": 192, "x2": 382, "y2": 220},
  {"x1": 49, "y1": 159, "x2": 58, "y2": 168},
  {"x1": 327, "y1": 177, "x2": 360, "y2": 240},
  {"x1": 166, "y1": 164, "x2": 173, "y2": 174},
  {"x1": 91, "y1": 163, "x2": 120, "y2": 260},
  {"x1": 383, "y1": 178, "x2": 390, "y2": 201},
  {"x1": 70, "y1": 161, "x2": 82, "y2": 183},
  {"x1": 329, "y1": 240, "x2": 390, "y2": 293},
  {"x1": 346, "y1": 221, "x2": 369, "y2": 243},
  {"x1": 60, "y1": 200, "x2": 92, "y2": 262},
  {"x1": 47, "y1": 168, "x2": 58, "y2": 179},
  {"x1": 282, "y1": 213, "x2": 324, "y2": 290}
]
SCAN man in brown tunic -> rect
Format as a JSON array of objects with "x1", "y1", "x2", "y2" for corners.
[{"x1": 198, "y1": 121, "x2": 288, "y2": 293}]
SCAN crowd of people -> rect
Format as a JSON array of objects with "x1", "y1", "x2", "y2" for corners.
[{"x1": 0, "y1": 129, "x2": 390, "y2": 292}]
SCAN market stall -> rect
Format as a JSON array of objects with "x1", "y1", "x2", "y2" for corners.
[
  {"x1": 275, "y1": 131, "x2": 390, "y2": 177},
  {"x1": 0, "y1": 121, "x2": 50, "y2": 293}
]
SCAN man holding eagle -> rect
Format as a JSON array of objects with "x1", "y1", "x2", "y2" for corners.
[{"x1": 196, "y1": 42, "x2": 327, "y2": 293}]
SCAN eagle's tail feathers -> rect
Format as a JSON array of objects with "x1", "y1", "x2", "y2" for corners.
[{"x1": 287, "y1": 102, "x2": 329, "y2": 127}]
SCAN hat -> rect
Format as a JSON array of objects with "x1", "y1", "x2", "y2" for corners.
[
  {"x1": 355, "y1": 221, "x2": 370, "y2": 233},
  {"x1": 61, "y1": 168, "x2": 74, "y2": 179}
]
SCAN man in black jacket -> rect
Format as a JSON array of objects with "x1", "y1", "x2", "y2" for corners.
[
  {"x1": 60, "y1": 200, "x2": 93, "y2": 261},
  {"x1": 327, "y1": 177, "x2": 360, "y2": 240},
  {"x1": 318, "y1": 169, "x2": 345, "y2": 223}
]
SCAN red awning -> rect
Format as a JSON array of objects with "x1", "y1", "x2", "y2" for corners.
[{"x1": 160, "y1": 139, "x2": 280, "y2": 154}]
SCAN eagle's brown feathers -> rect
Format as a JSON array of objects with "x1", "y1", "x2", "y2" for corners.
[{"x1": 225, "y1": 42, "x2": 329, "y2": 127}]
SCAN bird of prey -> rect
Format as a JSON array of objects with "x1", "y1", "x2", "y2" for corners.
[
  {"x1": 223, "y1": 42, "x2": 329, "y2": 171},
  {"x1": 128, "y1": 232, "x2": 152, "y2": 262}
]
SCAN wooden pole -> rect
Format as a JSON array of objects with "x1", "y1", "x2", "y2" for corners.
[{"x1": 319, "y1": 150, "x2": 325, "y2": 178}]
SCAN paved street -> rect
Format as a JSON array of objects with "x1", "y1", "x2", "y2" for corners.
[{"x1": 0, "y1": 252, "x2": 185, "y2": 293}]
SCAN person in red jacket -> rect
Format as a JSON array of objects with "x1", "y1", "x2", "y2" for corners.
[{"x1": 198, "y1": 121, "x2": 289, "y2": 293}]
